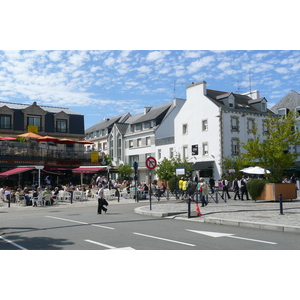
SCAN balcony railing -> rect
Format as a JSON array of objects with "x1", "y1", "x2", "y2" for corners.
[{"x1": 0, "y1": 144, "x2": 93, "y2": 162}]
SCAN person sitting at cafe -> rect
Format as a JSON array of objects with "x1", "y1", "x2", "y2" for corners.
[
  {"x1": 50, "y1": 187, "x2": 59, "y2": 204},
  {"x1": 23, "y1": 187, "x2": 32, "y2": 206},
  {"x1": 42, "y1": 187, "x2": 52, "y2": 205}
]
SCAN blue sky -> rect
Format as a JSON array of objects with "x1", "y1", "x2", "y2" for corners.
[
  {"x1": 1, "y1": 50, "x2": 300, "y2": 129},
  {"x1": 1, "y1": 1, "x2": 299, "y2": 130}
]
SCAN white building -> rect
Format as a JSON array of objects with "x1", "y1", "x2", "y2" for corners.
[{"x1": 174, "y1": 81, "x2": 270, "y2": 179}]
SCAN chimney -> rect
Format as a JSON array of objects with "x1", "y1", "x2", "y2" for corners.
[{"x1": 144, "y1": 106, "x2": 152, "y2": 114}]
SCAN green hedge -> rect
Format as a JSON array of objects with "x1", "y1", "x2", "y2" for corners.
[{"x1": 246, "y1": 179, "x2": 267, "y2": 200}]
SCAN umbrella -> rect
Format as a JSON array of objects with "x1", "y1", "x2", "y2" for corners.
[
  {"x1": 56, "y1": 138, "x2": 76, "y2": 144},
  {"x1": 240, "y1": 166, "x2": 270, "y2": 174},
  {"x1": 17, "y1": 132, "x2": 43, "y2": 139},
  {"x1": 76, "y1": 139, "x2": 94, "y2": 144},
  {"x1": 0, "y1": 136, "x2": 17, "y2": 141},
  {"x1": 36, "y1": 135, "x2": 60, "y2": 142}
]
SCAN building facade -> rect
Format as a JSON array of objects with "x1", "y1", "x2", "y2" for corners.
[{"x1": 85, "y1": 81, "x2": 273, "y2": 182}]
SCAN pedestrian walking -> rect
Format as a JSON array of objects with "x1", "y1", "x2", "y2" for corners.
[
  {"x1": 240, "y1": 175, "x2": 250, "y2": 200},
  {"x1": 209, "y1": 176, "x2": 215, "y2": 194},
  {"x1": 233, "y1": 177, "x2": 240, "y2": 200},
  {"x1": 97, "y1": 184, "x2": 108, "y2": 214},
  {"x1": 221, "y1": 177, "x2": 231, "y2": 200},
  {"x1": 197, "y1": 177, "x2": 208, "y2": 206}
]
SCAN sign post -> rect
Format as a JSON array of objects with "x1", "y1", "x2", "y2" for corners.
[
  {"x1": 145, "y1": 157, "x2": 157, "y2": 211},
  {"x1": 133, "y1": 162, "x2": 138, "y2": 202}
]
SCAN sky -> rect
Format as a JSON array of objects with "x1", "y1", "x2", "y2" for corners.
[
  {"x1": 0, "y1": 1, "x2": 299, "y2": 132},
  {"x1": 1, "y1": 49, "x2": 300, "y2": 130}
]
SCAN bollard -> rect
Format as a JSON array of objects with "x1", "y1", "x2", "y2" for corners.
[
  {"x1": 8, "y1": 194, "x2": 10, "y2": 208},
  {"x1": 279, "y1": 193, "x2": 284, "y2": 215},
  {"x1": 215, "y1": 191, "x2": 218, "y2": 203},
  {"x1": 188, "y1": 197, "x2": 191, "y2": 218}
]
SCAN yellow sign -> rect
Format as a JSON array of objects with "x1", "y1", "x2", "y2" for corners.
[
  {"x1": 91, "y1": 152, "x2": 99, "y2": 163},
  {"x1": 28, "y1": 126, "x2": 38, "y2": 133}
]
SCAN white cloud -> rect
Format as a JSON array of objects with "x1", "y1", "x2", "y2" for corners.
[
  {"x1": 48, "y1": 51, "x2": 63, "y2": 62},
  {"x1": 217, "y1": 62, "x2": 231, "y2": 70},
  {"x1": 275, "y1": 67, "x2": 289, "y2": 74},
  {"x1": 104, "y1": 56, "x2": 115, "y2": 66},
  {"x1": 136, "y1": 65, "x2": 152, "y2": 73},
  {"x1": 187, "y1": 55, "x2": 215, "y2": 74},
  {"x1": 146, "y1": 50, "x2": 170, "y2": 62}
]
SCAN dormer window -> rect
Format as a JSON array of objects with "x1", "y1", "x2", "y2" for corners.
[
  {"x1": 261, "y1": 102, "x2": 266, "y2": 112},
  {"x1": 278, "y1": 108, "x2": 289, "y2": 116}
]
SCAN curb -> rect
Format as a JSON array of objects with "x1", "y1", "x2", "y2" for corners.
[{"x1": 134, "y1": 206, "x2": 300, "y2": 234}]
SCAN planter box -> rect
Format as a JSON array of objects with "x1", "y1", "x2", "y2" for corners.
[{"x1": 255, "y1": 183, "x2": 296, "y2": 201}]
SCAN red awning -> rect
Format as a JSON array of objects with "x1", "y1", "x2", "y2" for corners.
[
  {"x1": 72, "y1": 167, "x2": 106, "y2": 173},
  {"x1": 0, "y1": 167, "x2": 35, "y2": 178}
]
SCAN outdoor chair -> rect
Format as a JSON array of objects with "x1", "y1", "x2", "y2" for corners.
[{"x1": 15, "y1": 194, "x2": 26, "y2": 206}]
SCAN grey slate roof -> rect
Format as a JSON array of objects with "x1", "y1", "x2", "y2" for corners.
[
  {"x1": 0, "y1": 101, "x2": 82, "y2": 115},
  {"x1": 270, "y1": 90, "x2": 300, "y2": 113},
  {"x1": 132, "y1": 102, "x2": 173, "y2": 124},
  {"x1": 85, "y1": 113, "x2": 130, "y2": 133},
  {"x1": 206, "y1": 89, "x2": 263, "y2": 112}
]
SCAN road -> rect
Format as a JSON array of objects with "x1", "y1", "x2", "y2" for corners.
[{"x1": 1, "y1": 202, "x2": 300, "y2": 250}]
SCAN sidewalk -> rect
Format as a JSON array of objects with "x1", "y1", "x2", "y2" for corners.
[{"x1": 134, "y1": 197, "x2": 300, "y2": 234}]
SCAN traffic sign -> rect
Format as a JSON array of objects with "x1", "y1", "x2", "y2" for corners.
[{"x1": 145, "y1": 156, "x2": 157, "y2": 170}]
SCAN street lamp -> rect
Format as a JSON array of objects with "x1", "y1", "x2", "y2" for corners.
[{"x1": 35, "y1": 166, "x2": 44, "y2": 188}]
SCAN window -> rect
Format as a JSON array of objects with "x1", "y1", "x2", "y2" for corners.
[
  {"x1": 183, "y1": 145, "x2": 188, "y2": 158},
  {"x1": 117, "y1": 135, "x2": 122, "y2": 160},
  {"x1": 144, "y1": 121, "x2": 151, "y2": 129},
  {"x1": 158, "y1": 149, "x2": 162, "y2": 159},
  {"x1": 146, "y1": 137, "x2": 151, "y2": 146},
  {"x1": 129, "y1": 140, "x2": 133, "y2": 148},
  {"x1": 231, "y1": 117, "x2": 239, "y2": 131},
  {"x1": 278, "y1": 108, "x2": 287, "y2": 116},
  {"x1": 28, "y1": 115, "x2": 41, "y2": 130},
  {"x1": 137, "y1": 138, "x2": 142, "y2": 147},
  {"x1": 129, "y1": 155, "x2": 139, "y2": 166},
  {"x1": 182, "y1": 124, "x2": 188, "y2": 135},
  {"x1": 202, "y1": 119, "x2": 208, "y2": 131},
  {"x1": 247, "y1": 118, "x2": 255, "y2": 132},
  {"x1": 231, "y1": 138, "x2": 240, "y2": 155},
  {"x1": 136, "y1": 123, "x2": 142, "y2": 131},
  {"x1": 202, "y1": 143, "x2": 208, "y2": 156},
  {"x1": 263, "y1": 120, "x2": 268, "y2": 134},
  {"x1": 261, "y1": 102, "x2": 266, "y2": 112},
  {"x1": 103, "y1": 142, "x2": 107, "y2": 150},
  {"x1": 169, "y1": 147, "x2": 174, "y2": 158},
  {"x1": 0, "y1": 115, "x2": 11, "y2": 129},
  {"x1": 56, "y1": 119, "x2": 67, "y2": 133}
]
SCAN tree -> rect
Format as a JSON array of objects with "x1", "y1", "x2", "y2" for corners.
[
  {"x1": 117, "y1": 164, "x2": 133, "y2": 179},
  {"x1": 241, "y1": 110, "x2": 300, "y2": 183},
  {"x1": 155, "y1": 154, "x2": 193, "y2": 181}
]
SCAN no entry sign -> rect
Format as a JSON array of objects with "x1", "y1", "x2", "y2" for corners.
[{"x1": 145, "y1": 156, "x2": 157, "y2": 170}]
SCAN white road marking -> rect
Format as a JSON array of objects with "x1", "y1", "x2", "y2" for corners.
[
  {"x1": 45, "y1": 216, "x2": 115, "y2": 230},
  {"x1": 85, "y1": 239, "x2": 134, "y2": 250},
  {"x1": 0, "y1": 236, "x2": 28, "y2": 250},
  {"x1": 187, "y1": 230, "x2": 277, "y2": 245},
  {"x1": 45, "y1": 216, "x2": 89, "y2": 225},
  {"x1": 91, "y1": 224, "x2": 115, "y2": 230},
  {"x1": 133, "y1": 232, "x2": 196, "y2": 247}
]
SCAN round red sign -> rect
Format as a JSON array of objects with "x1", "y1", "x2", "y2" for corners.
[{"x1": 145, "y1": 156, "x2": 157, "y2": 170}]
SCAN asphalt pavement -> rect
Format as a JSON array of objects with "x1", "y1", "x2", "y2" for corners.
[{"x1": 2, "y1": 191, "x2": 300, "y2": 234}]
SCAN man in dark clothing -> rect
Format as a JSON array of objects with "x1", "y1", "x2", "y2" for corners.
[
  {"x1": 233, "y1": 177, "x2": 240, "y2": 200},
  {"x1": 240, "y1": 176, "x2": 250, "y2": 200},
  {"x1": 209, "y1": 176, "x2": 215, "y2": 194}
]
